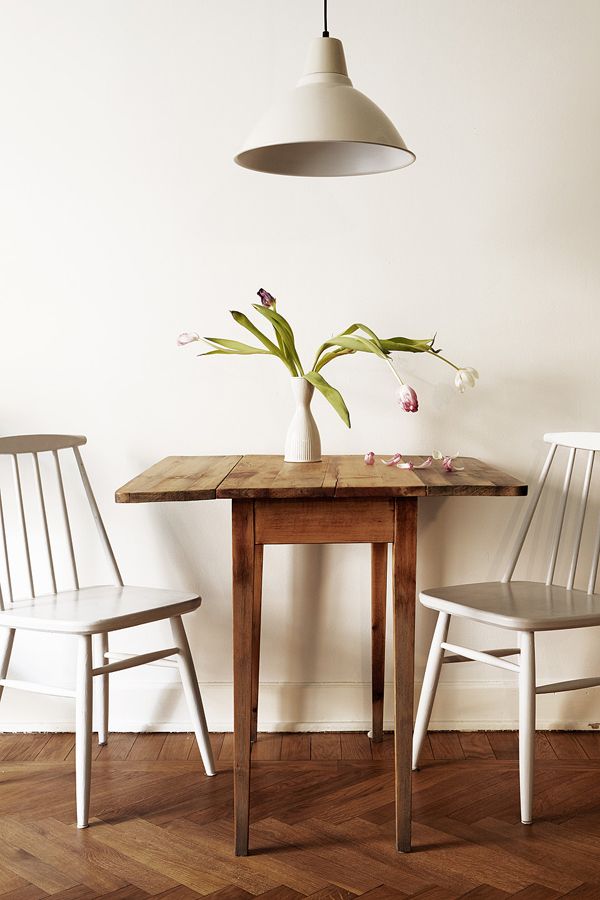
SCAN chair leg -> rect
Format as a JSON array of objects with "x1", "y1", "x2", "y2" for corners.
[
  {"x1": 170, "y1": 615, "x2": 216, "y2": 776},
  {"x1": 75, "y1": 634, "x2": 93, "y2": 828},
  {"x1": 519, "y1": 630, "x2": 536, "y2": 824},
  {"x1": 0, "y1": 628, "x2": 15, "y2": 704},
  {"x1": 93, "y1": 633, "x2": 109, "y2": 745},
  {"x1": 412, "y1": 611, "x2": 450, "y2": 770}
]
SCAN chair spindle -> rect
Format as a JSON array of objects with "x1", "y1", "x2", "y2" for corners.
[
  {"x1": 588, "y1": 510, "x2": 600, "y2": 596},
  {"x1": 73, "y1": 447, "x2": 123, "y2": 587},
  {"x1": 546, "y1": 446, "x2": 576, "y2": 586},
  {"x1": 12, "y1": 454, "x2": 35, "y2": 598},
  {"x1": 0, "y1": 491, "x2": 12, "y2": 608},
  {"x1": 567, "y1": 450, "x2": 594, "y2": 591},
  {"x1": 53, "y1": 450, "x2": 79, "y2": 590},
  {"x1": 33, "y1": 453, "x2": 57, "y2": 594},
  {"x1": 502, "y1": 443, "x2": 557, "y2": 583}
]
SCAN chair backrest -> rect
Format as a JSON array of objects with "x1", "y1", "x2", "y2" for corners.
[
  {"x1": 0, "y1": 435, "x2": 122, "y2": 609},
  {"x1": 503, "y1": 432, "x2": 600, "y2": 592}
]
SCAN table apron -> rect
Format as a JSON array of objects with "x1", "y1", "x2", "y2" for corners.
[{"x1": 253, "y1": 497, "x2": 396, "y2": 544}]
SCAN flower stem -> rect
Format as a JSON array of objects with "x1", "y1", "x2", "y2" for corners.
[
  {"x1": 427, "y1": 349, "x2": 460, "y2": 371},
  {"x1": 386, "y1": 357, "x2": 405, "y2": 385}
]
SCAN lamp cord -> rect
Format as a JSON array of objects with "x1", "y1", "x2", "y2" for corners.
[{"x1": 322, "y1": 0, "x2": 329, "y2": 37}]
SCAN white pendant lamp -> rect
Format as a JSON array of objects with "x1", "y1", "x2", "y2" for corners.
[{"x1": 234, "y1": 1, "x2": 415, "y2": 177}]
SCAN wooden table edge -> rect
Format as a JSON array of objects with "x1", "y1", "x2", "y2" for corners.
[{"x1": 115, "y1": 489, "x2": 220, "y2": 503}]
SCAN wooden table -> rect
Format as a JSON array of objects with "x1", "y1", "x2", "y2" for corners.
[{"x1": 116, "y1": 454, "x2": 527, "y2": 855}]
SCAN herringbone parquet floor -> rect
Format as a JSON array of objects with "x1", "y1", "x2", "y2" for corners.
[{"x1": 0, "y1": 732, "x2": 600, "y2": 899}]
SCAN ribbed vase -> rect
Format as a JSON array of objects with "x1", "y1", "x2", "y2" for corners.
[{"x1": 284, "y1": 377, "x2": 322, "y2": 463}]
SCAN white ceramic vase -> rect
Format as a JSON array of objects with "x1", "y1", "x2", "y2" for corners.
[{"x1": 284, "y1": 377, "x2": 322, "y2": 463}]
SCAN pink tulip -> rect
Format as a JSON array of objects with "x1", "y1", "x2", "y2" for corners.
[
  {"x1": 177, "y1": 332, "x2": 199, "y2": 347},
  {"x1": 364, "y1": 451, "x2": 375, "y2": 466},
  {"x1": 396, "y1": 384, "x2": 418, "y2": 413}
]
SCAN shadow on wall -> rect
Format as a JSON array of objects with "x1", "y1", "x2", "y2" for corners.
[{"x1": 284, "y1": 544, "x2": 326, "y2": 726}]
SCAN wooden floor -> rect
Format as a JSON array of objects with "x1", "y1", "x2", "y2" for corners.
[{"x1": 1, "y1": 732, "x2": 600, "y2": 899}]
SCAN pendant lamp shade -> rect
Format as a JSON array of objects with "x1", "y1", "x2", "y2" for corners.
[{"x1": 234, "y1": 37, "x2": 415, "y2": 177}]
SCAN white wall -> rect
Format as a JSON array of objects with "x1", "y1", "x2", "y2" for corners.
[{"x1": 1, "y1": 0, "x2": 599, "y2": 732}]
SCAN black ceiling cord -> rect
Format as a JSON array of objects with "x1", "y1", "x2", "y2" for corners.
[{"x1": 322, "y1": 0, "x2": 329, "y2": 37}]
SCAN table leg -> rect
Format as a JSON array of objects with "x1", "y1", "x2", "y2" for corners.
[
  {"x1": 370, "y1": 542, "x2": 388, "y2": 742},
  {"x1": 251, "y1": 543, "x2": 264, "y2": 744},
  {"x1": 232, "y1": 500, "x2": 255, "y2": 856},
  {"x1": 393, "y1": 497, "x2": 418, "y2": 852}
]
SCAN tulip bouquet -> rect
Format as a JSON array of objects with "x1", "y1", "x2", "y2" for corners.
[{"x1": 179, "y1": 288, "x2": 478, "y2": 429}]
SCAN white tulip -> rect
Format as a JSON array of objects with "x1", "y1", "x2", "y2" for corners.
[
  {"x1": 454, "y1": 367, "x2": 479, "y2": 393},
  {"x1": 177, "y1": 332, "x2": 200, "y2": 347}
]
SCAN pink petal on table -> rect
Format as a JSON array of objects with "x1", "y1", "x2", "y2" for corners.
[
  {"x1": 364, "y1": 451, "x2": 375, "y2": 466},
  {"x1": 442, "y1": 456, "x2": 465, "y2": 472},
  {"x1": 397, "y1": 456, "x2": 432, "y2": 471},
  {"x1": 381, "y1": 453, "x2": 403, "y2": 466},
  {"x1": 415, "y1": 456, "x2": 433, "y2": 468}
]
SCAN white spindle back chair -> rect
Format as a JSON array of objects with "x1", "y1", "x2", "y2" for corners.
[
  {"x1": 0, "y1": 434, "x2": 215, "y2": 828},
  {"x1": 413, "y1": 433, "x2": 600, "y2": 825}
]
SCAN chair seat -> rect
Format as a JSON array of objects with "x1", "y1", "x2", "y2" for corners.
[
  {"x1": 0, "y1": 585, "x2": 201, "y2": 634},
  {"x1": 420, "y1": 580, "x2": 600, "y2": 632}
]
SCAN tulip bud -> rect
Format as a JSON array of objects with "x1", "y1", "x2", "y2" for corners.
[{"x1": 257, "y1": 288, "x2": 276, "y2": 309}]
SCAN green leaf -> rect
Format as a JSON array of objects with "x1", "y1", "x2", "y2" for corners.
[
  {"x1": 251, "y1": 304, "x2": 303, "y2": 375},
  {"x1": 229, "y1": 310, "x2": 296, "y2": 375},
  {"x1": 313, "y1": 334, "x2": 389, "y2": 366},
  {"x1": 313, "y1": 322, "x2": 388, "y2": 370},
  {"x1": 305, "y1": 370, "x2": 351, "y2": 428},
  {"x1": 197, "y1": 349, "x2": 237, "y2": 356},
  {"x1": 341, "y1": 323, "x2": 386, "y2": 352},
  {"x1": 203, "y1": 337, "x2": 270, "y2": 354},
  {"x1": 252, "y1": 305, "x2": 287, "y2": 360},
  {"x1": 314, "y1": 347, "x2": 355, "y2": 372},
  {"x1": 229, "y1": 311, "x2": 281, "y2": 356},
  {"x1": 380, "y1": 337, "x2": 435, "y2": 354}
]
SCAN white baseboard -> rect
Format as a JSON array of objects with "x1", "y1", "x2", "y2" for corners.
[{"x1": 1, "y1": 680, "x2": 599, "y2": 732}]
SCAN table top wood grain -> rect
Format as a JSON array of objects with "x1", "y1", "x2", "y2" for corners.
[{"x1": 115, "y1": 454, "x2": 527, "y2": 503}]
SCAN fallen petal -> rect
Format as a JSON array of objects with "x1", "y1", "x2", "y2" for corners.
[
  {"x1": 397, "y1": 461, "x2": 414, "y2": 469},
  {"x1": 364, "y1": 451, "x2": 375, "y2": 466},
  {"x1": 432, "y1": 449, "x2": 443, "y2": 460},
  {"x1": 381, "y1": 453, "x2": 403, "y2": 466},
  {"x1": 442, "y1": 456, "x2": 465, "y2": 472},
  {"x1": 414, "y1": 456, "x2": 433, "y2": 468}
]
